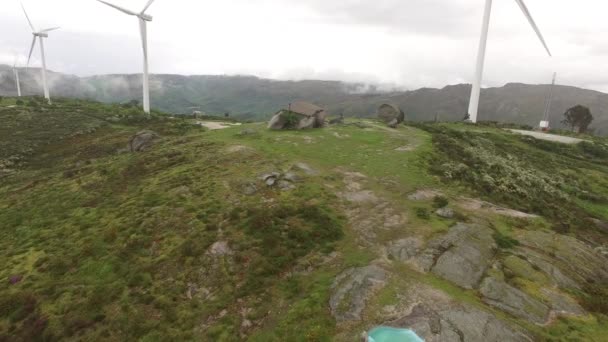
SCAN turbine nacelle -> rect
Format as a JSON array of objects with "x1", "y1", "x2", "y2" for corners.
[
  {"x1": 33, "y1": 32, "x2": 49, "y2": 38},
  {"x1": 139, "y1": 13, "x2": 153, "y2": 21}
]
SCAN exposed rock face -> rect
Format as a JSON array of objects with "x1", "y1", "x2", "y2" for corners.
[
  {"x1": 414, "y1": 223, "x2": 496, "y2": 289},
  {"x1": 329, "y1": 265, "x2": 387, "y2": 322},
  {"x1": 435, "y1": 207, "x2": 454, "y2": 219},
  {"x1": 512, "y1": 248, "x2": 581, "y2": 290},
  {"x1": 391, "y1": 304, "x2": 531, "y2": 342},
  {"x1": 518, "y1": 230, "x2": 608, "y2": 287},
  {"x1": 540, "y1": 288, "x2": 586, "y2": 316},
  {"x1": 207, "y1": 241, "x2": 233, "y2": 257},
  {"x1": 129, "y1": 130, "x2": 159, "y2": 152},
  {"x1": 407, "y1": 189, "x2": 444, "y2": 201},
  {"x1": 479, "y1": 277, "x2": 550, "y2": 324},
  {"x1": 387, "y1": 238, "x2": 423, "y2": 262},
  {"x1": 457, "y1": 198, "x2": 537, "y2": 218},
  {"x1": 241, "y1": 182, "x2": 258, "y2": 196},
  {"x1": 259, "y1": 171, "x2": 298, "y2": 191},
  {"x1": 293, "y1": 162, "x2": 319, "y2": 176}
]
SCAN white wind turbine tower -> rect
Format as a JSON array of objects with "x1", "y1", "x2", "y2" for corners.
[
  {"x1": 22, "y1": 3, "x2": 59, "y2": 104},
  {"x1": 467, "y1": 0, "x2": 552, "y2": 123},
  {"x1": 97, "y1": 0, "x2": 157, "y2": 114},
  {"x1": 12, "y1": 55, "x2": 22, "y2": 97},
  {"x1": 540, "y1": 72, "x2": 557, "y2": 130}
]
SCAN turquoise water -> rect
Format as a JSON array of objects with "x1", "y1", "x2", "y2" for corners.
[{"x1": 368, "y1": 327, "x2": 424, "y2": 342}]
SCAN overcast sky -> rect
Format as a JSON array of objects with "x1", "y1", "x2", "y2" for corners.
[{"x1": 1, "y1": 0, "x2": 607, "y2": 92}]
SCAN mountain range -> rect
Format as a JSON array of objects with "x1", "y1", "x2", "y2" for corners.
[{"x1": 1, "y1": 64, "x2": 607, "y2": 134}]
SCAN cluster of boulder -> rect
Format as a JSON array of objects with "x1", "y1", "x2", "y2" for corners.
[
  {"x1": 268, "y1": 101, "x2": 327, "y2": 130},
  {"x1": 267, "y1": 102, "x2": 406, "y2": 130}
]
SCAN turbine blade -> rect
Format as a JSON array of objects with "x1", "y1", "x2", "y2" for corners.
[
  {"x1": 514, "y1": 0, "x2": 552, "y2": 56},
  {"x1": 141, "y1": 0, "x2": 156, "y2": 14},
  {"x1": 21, "y1": 3, "x2": 36, "y2": 31},
  {"x1": 139, "y1": 18, "x2": 148, "y2": 58},
  {"x1": 40, "y1": 27, "x2": 61, "y2": 33},
  {"x1": 27, "y1": 36, "x2": 37, "y2": 67},
  {"x1": 97, "y1": 0, "x2": 137, "y2": 16}
]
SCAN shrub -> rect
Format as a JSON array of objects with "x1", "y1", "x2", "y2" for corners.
[
  {"x1": 432, "y1": 196, "x2": 449, "y2": 209},
  {"x1": 493, "y1": 232, "x2": 520, "y2": 249},
  {"x1": 581, "y1": 283, "x2": 608, "y2": 314},
  {"x1": 415, "y1": 207, "x2": 430, "y2": 220},
  {"x1": 283, "y1": 111, "x2": 300, "y2": 129}
]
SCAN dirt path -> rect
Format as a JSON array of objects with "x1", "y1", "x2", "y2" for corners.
[
  {"x1": 197, "y1": 121, "x2": 242, "y2": 130},
  {"x1": 508, "y1": 129, "x2": 586, "y2": 144}
]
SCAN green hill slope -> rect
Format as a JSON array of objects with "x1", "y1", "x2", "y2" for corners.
[{"x1": 1, "y1": 98, "x2": 607, "y2": 341}]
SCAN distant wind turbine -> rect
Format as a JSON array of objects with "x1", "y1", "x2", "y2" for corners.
[
  {"x1": 540, "y1": 72, "x2": 557, "y2": 130},
  {"x1": 22, "y1": 3, "x2": 59, "y2": 104},
  {"x1": 468, "y1": 0, "x2": 552, "y2": 123},
  {"x1": 13, "y1": 55, "x2": 22, "y2": 97},
  {"x1": 97, "y1": 0, "x2": 157, "y2": 114}
]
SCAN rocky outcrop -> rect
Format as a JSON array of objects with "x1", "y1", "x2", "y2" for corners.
[
  {"x1": 259, "y1": 171, "x2": 298, "y2": 191},
  {"x1": 207, "y1": 241, "x2": 233, "y2": 257},
  {"x1": 329, "y1": 265, "x2": 387, "y2": 322},
  {"x1": 435, "y1": 207, "x2": 454, "y2": 219},
  {"x1": 390, "y1": 304, "x2": 531, "y2": 342},
  {"x1": 479, "y1": 277, "x2": 550, "y2": 324},
  {"x1": 388, "y1": 238, "x2": 423, "y2": 262},
  {"x1": 518, "y1": 230, "x2": 608, "y2": 287},
  {"x1": 407, "y1": 189, "x2": 444, "y2": 201},
  {"x1": 412, "y1": 223, "x2": 496, "y2": 289},
  {"x1": 539, "y1": 288, "x2": 586, "y2": 317},
  {"x1": 430, "y1": 224, "x2": 496, "y2": 289},
  {"x1": 129, "y1": 130, "x2": 159, "y2": 152}
]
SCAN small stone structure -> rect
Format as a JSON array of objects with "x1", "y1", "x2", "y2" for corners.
[
  {"x1": 377, "y1": 103, "x2": 405, "y2": 127},
  {"x1": 268, "y1": 101, "x2": 327, "y2": 130}
]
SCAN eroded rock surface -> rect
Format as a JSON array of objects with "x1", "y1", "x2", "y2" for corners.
[
  {"x1": 390, "y1": 304, "x2": 531, "y2": 342},
  {"x1": 412, "y1": 223, "x2": 496, "y2": 289},
  {"x1": 330, "y1": 265, "x2": 387, "y2": 322},
  {"x1": 129, "y1": 130, "x2": 159, "y2": 152},
  {"x1": 387, "y1": 238, "x2": 423, "y2": 262},
  {"x1": 479, "y1": 277, "x2": 550, "y2": 324},
  {"x1": 518, "y1": 230, "x2": 608, "y2": 287}
]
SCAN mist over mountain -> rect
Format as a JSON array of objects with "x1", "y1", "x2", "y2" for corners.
[{"x1": 1, "y1": 64, "x2": 607, "y2": 135}]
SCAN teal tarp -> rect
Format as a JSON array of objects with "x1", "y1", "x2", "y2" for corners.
[{"x1": 368, "y1": 327, "x2": 424, "y2": 342}]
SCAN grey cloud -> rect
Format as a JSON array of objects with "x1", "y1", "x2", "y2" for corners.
[{"x1": 294, "y1": 0, "x2": 479, "y2": 36}]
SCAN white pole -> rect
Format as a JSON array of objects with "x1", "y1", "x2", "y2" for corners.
[
  {"x1": 14, "y1": 69, "x2": 22, "y2": 97},
  {"x1": 468, "y1": 0, "x2": 493, "y2": 123},
  {"x1": 39, "y1": 37, "x2": 51, "y2": 104},
  {"x1": 139, "y1": 19, "x2": 150, "y2": 114},
  {"x1": 542, "y1": 72, "x2": 557, "y2": 122}
]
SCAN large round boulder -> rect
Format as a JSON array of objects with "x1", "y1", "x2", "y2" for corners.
[
  {"x1": 377, "y1": 104, "x2": 405, "y2": 127},
  {"x1": 129, "y1": 130, "x2": 160, "y2": 152}
]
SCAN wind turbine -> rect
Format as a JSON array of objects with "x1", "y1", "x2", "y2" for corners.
[
  {"x1": 467, "y1": 0, "x2": 552, "y2": 123},
  {"x1": 540, "y1": 72, "x2": 557, "y2": 130},
  {"x1": 96, "y1": 0, "x2": 157, "y2": 114},
  {"x1": 12, "y1": 55, "x2": 22, "y2": 97},
  {"x1": 22, "y1": 3, "x2": 59, "y2": 104}
]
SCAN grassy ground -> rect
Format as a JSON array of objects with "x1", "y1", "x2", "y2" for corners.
[{"x1": 1, "y1": 98, "x2": 607, "y2": 341}]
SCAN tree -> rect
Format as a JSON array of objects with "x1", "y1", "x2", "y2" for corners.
[{"x1": 562, "y1": 105, "x2": 593, "y2": 133}]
